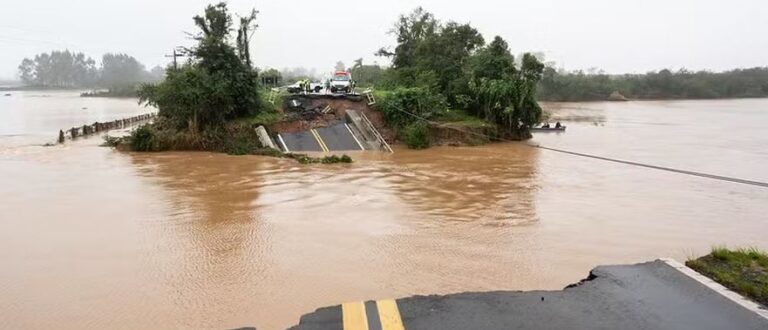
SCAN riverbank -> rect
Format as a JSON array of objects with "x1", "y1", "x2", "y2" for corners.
[
  {"x1": 536, "y1": 67, "x2": 768, "y2": 102},
  {"x1": 112, "y1": 91, "x2": 506, "y2": 158},
  {"x1": 80, "y1": 90, "x2": 137, "y2": 98},
  {"x1": 291, "y1": 259, "x2": 768, "y2": 330},
  {"x1": 0, "y1": 85, "x2": 82, "y2": 92},
  {"x1": 104, "y1": 121, "x2": 354, "y2": 164}
]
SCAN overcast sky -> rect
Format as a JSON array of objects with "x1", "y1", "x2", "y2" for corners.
[{"x1": 1, "y1": 0, "x2": 767, "y2": 79}]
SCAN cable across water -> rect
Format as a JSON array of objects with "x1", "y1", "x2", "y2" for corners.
[{"x1": 387, "y1": 104, "x2": 768, "y2": 189}]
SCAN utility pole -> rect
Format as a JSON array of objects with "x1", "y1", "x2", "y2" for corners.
[{"x1": 165, "y1": 48, "x2": 185, "y2": 70}]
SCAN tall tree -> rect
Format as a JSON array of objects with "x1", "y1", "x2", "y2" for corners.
[
  {"x1": 378, "y1": 9, "x2": 545, "y2": 138},
  {"x1": 138, "y1": 2, "x2": 263, "y2": 130},
  {"x1": 18, "y1": 58, "x2": 35, "y2": 85},
  {"x1": 349, "y1": 59, "x2": 386, "y2": 87},
  {"x1": 469, "y1": 38, "x2": 544, "y2": 136},
  {"x1": 377, "y1": 7, "x2": 438, "y2": 69},
  {"x1": 377, "y1": 7, "x2": 483, "y2": 104},
  {"x1": 17, "y1": 50, "x2": 97, "y2": 87},
  {"x1": 100, "y1": 53, "x2": 146, "y2": 88},
  {"x1": 236, "y1": 9, "x2": 259, "y2": 68}
]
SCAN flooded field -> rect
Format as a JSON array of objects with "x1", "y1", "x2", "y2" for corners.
[{"x1": 1, "y1": 91, "x2": 767, "y2": 329}]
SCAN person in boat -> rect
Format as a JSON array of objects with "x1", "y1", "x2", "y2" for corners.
[
  {"x1": 555, "y1": 122, "x2": 562, "y2": 128},
  {"x1": 542, "y1": 123, "x2": 551, "y2": 128}
]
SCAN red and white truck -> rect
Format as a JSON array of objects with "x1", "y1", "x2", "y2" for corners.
[{"x1": 330, "y1": 71, "x2": 353, "y2": 94}]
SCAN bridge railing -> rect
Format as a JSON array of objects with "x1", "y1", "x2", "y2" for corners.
[
  {"x1": 57, "y1": 112, "x2": 157, "y2": 143},
  {"x1": 359, "y1": 112, "x2": 393, "y2": 153}
]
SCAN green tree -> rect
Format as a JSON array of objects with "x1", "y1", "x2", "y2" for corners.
[
  {"x1": 378, "y1": 9, "x2": 545, "y2": 139},
  {"x1": 138, "y1": 2, "x2": 263, "y2": 130},
  {"x1": 378, "y1": 8, "x2": 483, "y2": 106},
  {"x1": 468, "y1": 38, "x2": 544, "y2": 137},
  {"x1": 470, "y1": 36, "x2": 515, "y2": 81},
  {"x1": 537, "y1": 67, "x2": 768, "y2": 101},
  {"x1": 236, "y1": 9, "x2": 259, "y2": 68},
  {"x1": 377, "y1": 7, "x2": 438, "y2": 69},
  {"x1": 348, "y1": 59, "x2": 386, "y2": 87}
]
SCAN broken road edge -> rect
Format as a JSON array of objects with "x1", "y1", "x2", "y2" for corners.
[{"x1": 289, "y1": 258, "x2": 768, "y2": 330}]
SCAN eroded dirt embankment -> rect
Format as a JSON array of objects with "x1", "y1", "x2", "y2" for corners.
[
  {"x1": 268, "y1": 95, "x2": 518, "y2": 147},
  {"x1": 268, "y1": 96, "x2": 396, "y2": 143}
]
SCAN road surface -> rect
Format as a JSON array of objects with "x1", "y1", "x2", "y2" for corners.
[
  {"x1": 290, "y1": 260, "x2": 768, "y2": 330},
  {"x1": 278, "y1": 122, "x2": 363, "y2": 153}
]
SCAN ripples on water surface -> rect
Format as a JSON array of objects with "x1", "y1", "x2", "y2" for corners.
[{"x1": 1, "y1": 91, "x2": 767, "y2": 329}]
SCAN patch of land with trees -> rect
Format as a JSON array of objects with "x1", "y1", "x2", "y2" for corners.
[{"x1": 40, "y1": 2, "x2": 768, "y2": 157}]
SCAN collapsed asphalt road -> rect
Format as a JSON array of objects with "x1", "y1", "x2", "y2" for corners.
[
  {"x1": 290, "y1": 260, "x2": 768, "y2": 330},
  {"x1": 278, "y1": 122, "x2": 363, "y2": 153}
]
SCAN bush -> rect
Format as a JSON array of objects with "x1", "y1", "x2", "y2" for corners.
[
  {"x1": 377, "y1": 87, "x2": 447, "y2": 128},
  {"x1": 403, "y1": 121, "x2": 430, "y2": 149},
  {"x1": 130, "y1": 125, "x2": 157, "y2": 151},
  {"x1": 101, "y1": 135, "x2": 123, "y2": 147},
  {"x1": 285, "y1": 153, "x2": 354, "y2": 164},
  {"x1": 321, "y1": 155, "x2": 341, "y2": 164}
]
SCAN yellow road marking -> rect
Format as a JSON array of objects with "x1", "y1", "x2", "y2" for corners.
[
  {"x1": 310, "y1": 129, "x2": 329, "y2": 152},
  {"x1": 342, "y1": 302, "x2": 369, "y2": 330},
  {"x1": 309, "y1": 129, "x2": 320, "y2": 150},
  {"x1": 377, "y1": 299, "x2": 405, "y2": 330},
  {"x1": 315, "y1": 129, "x2": 330, "y2": 152}
]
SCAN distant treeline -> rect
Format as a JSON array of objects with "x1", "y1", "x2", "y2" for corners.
[
  {"x1": 316, "y1": 61, "x2": 768, "y2": 102},
  {"x1": 537, "y1": 67, "x2": 768, "y2": 101},
  {"x1": 17, "y1": 50, "x2": 164, "y2": 94}
]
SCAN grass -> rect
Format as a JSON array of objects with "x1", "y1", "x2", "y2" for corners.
[
  {"x1": 686, "y1": 247, "x2": 768, "y2": 307},
  {"x1": 372, "y1": 89, "x2": 393, "y2": 101}
]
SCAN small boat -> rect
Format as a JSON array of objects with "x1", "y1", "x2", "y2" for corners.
[{"x1": 531, "y1": 126, "x2": 566, "y2": 132}]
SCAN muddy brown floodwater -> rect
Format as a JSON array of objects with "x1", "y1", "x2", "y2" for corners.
[{"x1": 1, "y1": 91, "x2": 767, "y2": 329}]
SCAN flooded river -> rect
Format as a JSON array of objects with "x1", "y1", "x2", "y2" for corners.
[{"x1": 1, "y1": 91, "x2": 767, "y2": 329}]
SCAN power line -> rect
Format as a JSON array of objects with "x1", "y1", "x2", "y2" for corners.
[
  {"x1": 386, "y1": 103, "x2": 768, "y2": 189},
  {"x1": 164, "y1": 47, "x2": 188, "y2": 70},
  {"x1": 534, "y1": 146, "x2": 768, "y2": 188}
]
